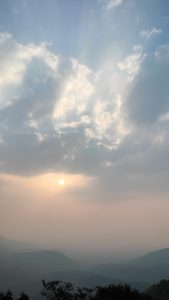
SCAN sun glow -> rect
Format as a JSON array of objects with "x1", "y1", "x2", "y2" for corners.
[
  {"x1": 58, "y1": 178, "x2": 65, "y2": 185},
  {"x1": 0, "y1": 173, "x2": 93, "y2": 200}
]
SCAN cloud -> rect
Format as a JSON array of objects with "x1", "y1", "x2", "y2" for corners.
[
  {"x1": 117, "y1": 45, "x2": 145, "y2": 81},
  {"x1": 0, "y1": 32, "x2": 130, "y2": 176},
  {"x1": 98, "y1": 0, "x2": 123, "y2": 13},
  {"x1": 140, "y1": 27, "x2": 162, "y2": 39},
  {"x1": 0, "y1": 32, "x2": 169, "y2": 202},
  {"x1": 107, "y1": 0, "x2": 123, "y2": 10}
]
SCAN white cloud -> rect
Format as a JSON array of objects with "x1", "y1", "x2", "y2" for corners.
[
  {"x1": 0, "y1": 32, "x2": 59, "y2": 109},
  {"x1": 140, "y1": 27, "x2": 162, "y2": 39},
  {"x1": 0, "y1": 31, "x2": 132, "y2": 174},
  {"x1": 1, "y1": 30, "x2": 169, "y2": 202},
  {"x1": 117, "y1": 45, "x2": 145, "y2": 81},
  {"x1": 98, "y1": 0, "x2": 123, "y2": 13},
  {"x1": 107, "y1": 0, "x2": 123, "y2": 10},
  {"x1": 53, "y1": 61, "x2": 96, "y2": 119}
]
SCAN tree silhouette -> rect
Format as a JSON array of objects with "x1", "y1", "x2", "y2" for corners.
[
  {"x1": 93, "y1": 284, "x2": 152, "y2": 300},
  {"x1": 17, "y1": 292, "x2": 29, "y2": 300},
  {"x1": 0, "y1": 290, "x2": 29, "y2": 300},
  {"x1": 146, "y1": 279, "x2": 169, "y2": 300},
  {"x1": 41, "y1": 280, "x2": 152, "y2": 300},
  {"x1": 0, "y1": 290, "x2": 13, "y2": 300},
  {"x1": 42, "y1": 280, "x2": 75, "y2": 300}
]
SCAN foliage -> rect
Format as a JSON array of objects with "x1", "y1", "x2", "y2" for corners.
[
  {"x1": 3, "y1": 278, "x2": 169, "y2": 300},
  {"x1": 0, "y1": 291, "x2": 29, "y2": 300},
  {"x1": 42, "y1": 280, "x2": 93, "y2": 300},
  {"x1": 0, "y1": 290, "x2": 13, "y2": 300},
  {"x1": 146, "y1": 279, "x2": 169, "y2": 300},
  {"x1": 41, "y1": 280, "x2": 152, "y2": 300}
]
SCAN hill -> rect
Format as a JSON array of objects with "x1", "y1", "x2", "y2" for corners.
[
  {"x1": 0, "y1": 236, "x2": 38, "y2": 255},
  {"x1": 1, "y1": 240, "x2": 169, "y2": 297},
  {"x1": 4, "y1": 250, "x2": 78, "y2": 272},
  {"x1": 130, "y1": 248, "x2": 169, "y2": 266},
  {"x1": 91, "y1": 248, "x2": 169, "y2": 283}
]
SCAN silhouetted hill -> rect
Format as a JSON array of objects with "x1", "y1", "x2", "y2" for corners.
[
  {"x1": 5, "y1": 250, "x2": 78, "y2": 272},
  {"x1": 130, "y1": 248, "x2": 169, "y2": 266},
  {"x1": 92, "y1": 263, "x2": 169, "y2": 282},
  {"x1": 91, "y1": 248, "x2": 169, "y2": 283},
  {"x1": 0, "y1": 248, "x2": 81, "y2": 295},
  {"x1": 1, "y1": 242, "x2": 169, "y2": 298}
]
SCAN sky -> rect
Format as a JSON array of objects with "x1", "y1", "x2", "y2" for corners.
[{"x1": 0, "y1": 0, "x2": 169, "y2": 260}]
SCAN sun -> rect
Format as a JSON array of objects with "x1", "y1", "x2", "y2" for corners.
[{"x1": 58, "y1": 178, "x2": 65, "y2": 185}]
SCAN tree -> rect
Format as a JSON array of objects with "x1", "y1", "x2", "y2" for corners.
[
  {"x1": 17, "y1": 292, "x2": 29, "y2": 300},
  {"x1": 93, "y1": 284, "x2": 152, "y2": 300},
  {"x1": 146, "y1": 279, "x2": 169, "y2": 300},
  {"x1": 0, "y1": 290, "x2": 13, "y2": 300},
  {"x1": 42, "y1": 280, "x2": 75, "y2": 300},
  {"x1": 41, "y1": 280, "x2": 152, "y2": 300}
]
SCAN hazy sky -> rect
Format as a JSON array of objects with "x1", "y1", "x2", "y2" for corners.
[{"x1": 0, "y1": 0, "x2": 169, "y2": 258}]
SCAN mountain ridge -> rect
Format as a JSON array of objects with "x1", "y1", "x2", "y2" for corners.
[{"x1": 1, "y1": 237, "x2": 169, "y2": 296}]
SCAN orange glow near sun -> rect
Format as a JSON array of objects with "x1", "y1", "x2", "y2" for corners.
[
  {"x1": 58, "y1": 178, "x2": 65, "y2": 185},
  {"x1": 0, "y1": 173, "x2": 93, "y2": 200}
]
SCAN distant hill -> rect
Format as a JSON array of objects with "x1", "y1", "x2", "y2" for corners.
[
  {"x1": 1, "y1": 240, "x2": 169, "y2": 298},
  {"x1": 91, "y1": 248, "x2": 169, "y2": 283},
  {"x1": 44, "y1": 269, "x2": 113, "y2": 287},
  {"x1": 130, "y1": 248, "x2": 169, "y2": 266},
  {"x1": 92, "y1": 263, "x2": 169, "y2": 282},
  {"x1": 0, "y1": 236, "x2": 38, "y2": 255},
  {"x1": 5, "y1": 250, "x2": 79, "y2": 272},
  {"x1": 0, "y1": 237, "x2": 81, "y2": 296}
]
